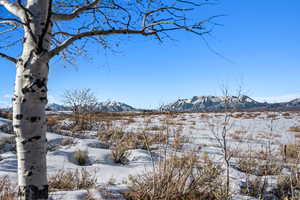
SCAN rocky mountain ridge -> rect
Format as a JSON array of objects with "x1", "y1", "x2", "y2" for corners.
[
  {"x1": 160, "y1": 96, "x2": 300, "y2": 112},
  {"x1": 2, "y1": 96, "x2": 300, "y2": 113}
]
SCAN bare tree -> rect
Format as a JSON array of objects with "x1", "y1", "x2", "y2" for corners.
[
  {"x1": 0, "y1": 0, "x2": 220, "y2": 199},
  {"x1": 63, "y1": 88, "x2": 98, "y2": 130},
  {"x1": 206, "y1": 86, "x2": 245, "y2": 199}
]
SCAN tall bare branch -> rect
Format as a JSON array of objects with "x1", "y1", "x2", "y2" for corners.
[
  {"x1": 0, "y1": 52, "x2": 17, "y2": 63},
  {"x1": 48, "y1": 28, "x2": 155, "y2": 58},
  {"x1": 52, "y1": 0, "x2": 101, "y2": 21}
]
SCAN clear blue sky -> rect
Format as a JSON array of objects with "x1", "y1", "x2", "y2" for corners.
[{"x1": 1, "y1": 1, "x2": 300, "y2": 109}]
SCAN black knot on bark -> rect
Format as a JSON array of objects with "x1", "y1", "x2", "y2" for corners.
[
  {"x1": 22, "y1": 88, "x2": 30, "y2": 94},
  {"x1": 35, "y1": 79, "x2": 46, "y2": 88},
  {"x1": 30, "y1": 116, "x2": 41, "y2": 123},
  {"x1": 16, "y1": 114, "x2": 23, "y2": 120},
  {"x1": 28, "y1": 135, "x2": 41, "y2": 142},
  {"x1": 19, "y1": 185, "x2": 48, "y2": 200},
  {"x1": 40, "y1": 97, "x2": 47, "y2": 103}
]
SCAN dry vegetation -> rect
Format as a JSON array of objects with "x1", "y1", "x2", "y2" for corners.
[
  {"x1": 111, "y1": 143, "x2": 131, "y2": 165},
  {"x1": 125, "y1": 153, "x2": 228, "y2": 200},
  {"x1": 45, "y1": 110, "x2": 300, "y2": 199},
  {"x1": 236, "y1": 156, "x2": 282, "y2": 176},
  {"x1": 240, "y1": 176, "x2": 268, "y2": 199},
  {"x1": 0, "y1": 176, "x2": 16, "y2": 200},
  {"x1": 3, "y1": 110, "x2": 300, "y2": 199},
  {"x1": 288, "y1": 126, "x2": 300, "y2": 133},
  {"x1": 74, "y1": 149, "x2": 90, "y2": 166},
  {"x1": 49, "y1": 169, "x2": 97, "y2": 191},
  {"x1": 281, "y1": 142, "x2": 300, "y2": 161},
  {"x1": 276, "y1": 172, "x2": 300, "y2": 199}
]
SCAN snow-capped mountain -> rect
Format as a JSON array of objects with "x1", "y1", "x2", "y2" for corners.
[
  {"x1": 46, "y1": 101, "x2": 136, "y2": 112},
  {"x1": 46, "y1": 103, "x2": 70, "y2": 111},
  {"x1": 160, "y1": 95, "x2": 268, "y2": 112},
  {"x1": 267, "y1": 98, "x2": 300, "y2": 111},
  {"x1": 45, "y1": 101, "x2": 136, "y2": 112},
  {"x1": 97, "y1": 101, "x2": 135, "y2": 112}
]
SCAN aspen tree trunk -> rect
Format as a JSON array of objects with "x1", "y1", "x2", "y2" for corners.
[
  {"x1": 13, "y1": 0, "x2": 51, "y2": 199},
  {"x1": 13, "y1": 57, "x2": 49, "y2": 200}
]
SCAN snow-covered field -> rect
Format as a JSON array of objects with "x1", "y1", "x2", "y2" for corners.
[{"x1": 1, "y1": 111, "x2": 300, "y2": 199}]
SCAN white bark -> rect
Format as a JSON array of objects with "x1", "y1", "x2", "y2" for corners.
[
  {"x1": 14, "y1": 57, "x2": 49, "y2": 200},
  {"x1": 13, "y1": 0, "x2": 52, "y2": 199}
]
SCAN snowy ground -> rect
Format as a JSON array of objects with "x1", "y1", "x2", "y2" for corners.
[{"x1": 1, "y1": 111, "x2": 300, "y2": 199}]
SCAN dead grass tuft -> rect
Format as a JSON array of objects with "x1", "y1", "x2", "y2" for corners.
[
  {"x1": 0, "y1": 176, "x2": 16, "y2": 200},
  {"x1": 288, "y1": 126, "x2": 300, "y2": 133},
  {"x1": 281, "y1": 142, "x2": 300, "y2": 161},
  {"x1": 240, "y1": 176, "x2": 268, "y2": 199},
  {"x1": 282, "y1": 112, "x2": 290, "y2": 117},
  {"x1": 276, "y1": 171, "x2": 300, "y2": 200},
  {"x1": 236, "y1": 156, "x2": 282, "y2": 176},
  {"x1": 74, "y1": 149, "x2": 89, "y2": 166},
  {"x1": 49, "y1": 168, "x2": 97, "y2": 191},
  {"x1": 111, "y1": 143, "x2": 131, "y2": 165}
]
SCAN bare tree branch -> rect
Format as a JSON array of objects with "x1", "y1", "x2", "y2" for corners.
[
  {"x1": 52, "y1": 0, "x2": 101, "y2": 21},
  {"x1": 0, "y1": 0, "x2": 23, "y2": 17},
  {"x1": 0, "y1": 17, "x2": 24, "y2": 25},
  {"x1": 48, "y1": 29, "x2": 155, "y2": 58},
  {"x1": 16, "y1": 0, "x2": 38, "y2": 44},
  {"x1": 37, "y1": 0, "x2": 53, "y2": 53},
  {"x1": 0, "y1": 52, "x2": 17, "y2": 63}
]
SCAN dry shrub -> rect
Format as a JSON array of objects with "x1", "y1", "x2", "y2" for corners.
[
  {"x1": 294, "y1": 132, "x2": 300, "y2": 139},
  {"x1": 111, "y1": 143, "x2": 131, "y2": 165},
  {"x1": 49, "y1": 168, "x2": 97, "y2": 191},
  {"x1": 99, "y1": 127, "x2": 167, "y2": 150},
  {"x1": 231, "y1": 113, "x2": 244, "y2": 118},
  {"x1": 240, "y1": 176, "x2": 268, "y2": 199},
  {"x1": 98, "y1": 128, "x2": 125, "y2": 145},
  {"x1": 47, "y1": 115, "x2": 68, "y2": 132},
  {"x1": 126, "y1": 132, "x2": 167, "y2": 150},
  {"x1": 243, "y1": 113, "x2": 260, "y2": 119},
  {"x1": 74, "y1": 149, "x2": 89, "y2": 166},
  {"x1": 171, "y1": 132, "x2": 189, "y2": 150},
  {"x1": 0, "y1": 176, "x2": 16, "y2": 200},
  {"x1": 281, "y1": 143, "x2": 300, "y2": 160},
  {"x1": 276, "y1": 171, "x2": 300, "y2": 199},
  {"x1": 236, "y1": 156, "x2": 282, "y2": 176},
  {"x1": 267, "y1": 114, "x2": 278, "y2": 119},
  {"x1": 124, "y1": 153, "x2": 228, "y2": 200},
  {"x1": 282, "y1": 112, "x2": 290, "y2": 117},
  {"x1": 145, "y1": 125, "x2": 167, "y2": 131},
  {"x1": 288, "y1": 126, "x2": 300, "y2": 133}
]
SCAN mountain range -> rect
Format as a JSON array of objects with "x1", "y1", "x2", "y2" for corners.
[
  {"x1": 46, "y1": 101, "x2": 136, "y2": 112},
  {"x1": 160, "y1": 95, "x2": 300, "y2": 112},
  {"x1": 2, "y1": 96, "x2": 300, "y2": 113}
]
